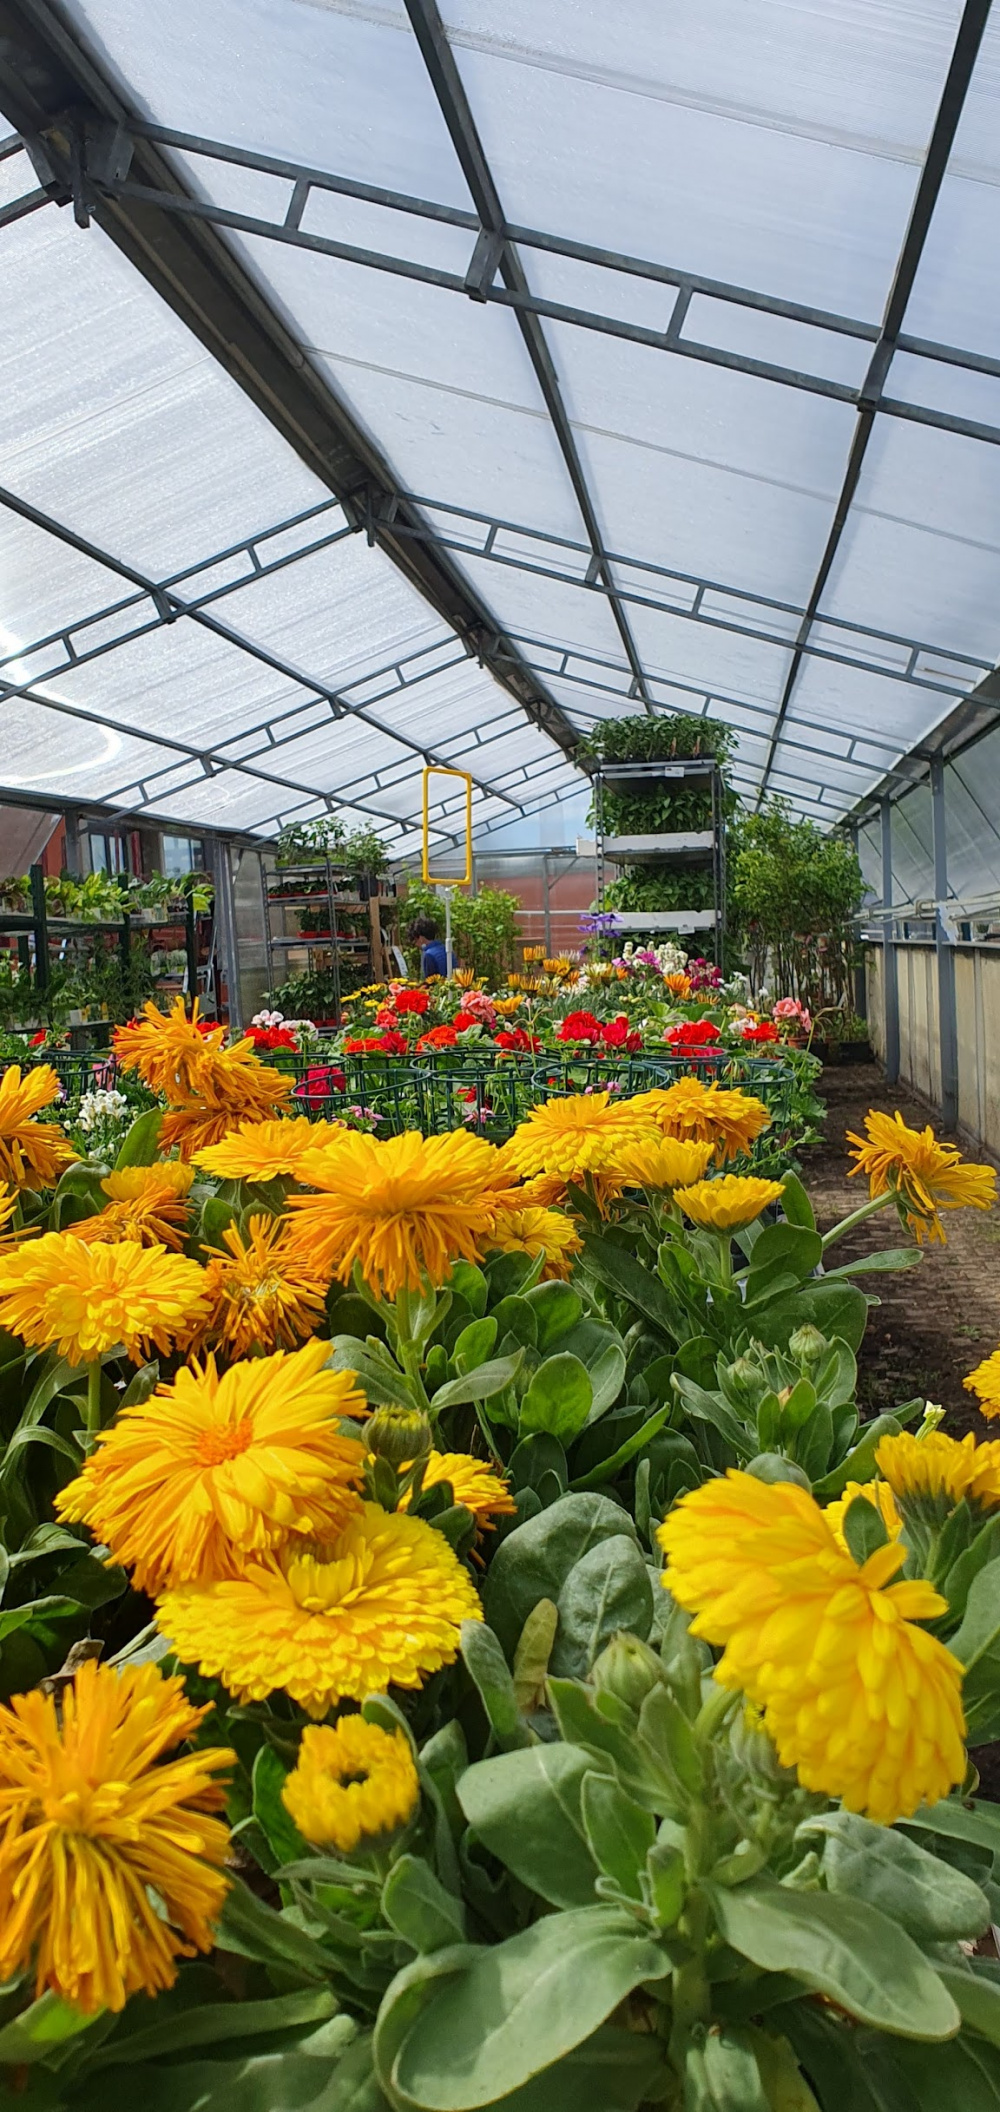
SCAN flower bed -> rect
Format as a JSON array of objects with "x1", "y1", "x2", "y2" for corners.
[{"x1": 0, "y1": 1001, "x2": 998, "y2": 2105}]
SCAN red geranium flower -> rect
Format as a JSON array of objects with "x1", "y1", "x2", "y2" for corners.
[
  {"x1": 246, "y1": 1025, "x2": 298, "y2": 1052},
  {"x1": 343, "y1": 1033, "x2": 406, "y2": 1056},
  {"x1": 416, "y1": 1025, "x2": 457, "y2": 1050},
  {"x1": 29, "y1": 1031, "x2": 47, "y2": 1047},
  {"x1": 557, "y1": 1010, "x2": 604, "y2": 1044},
  {"x1": 453, "y1": 1011, "x2": 480, "y2": 1032},
  {"x1": 495, "y1": 1028, "x2": 540, "y2": 1053},
  {"x1": 293, "y1": 1064, "x2": 346, "y2": 1108},
  {"x1": 667, "y1": 1020, "x2": 722, "y2": 1049},
  {"x1": 740, "y1": 1020, "x2": 780, "y2": 1044},
  {"x1": 393, "y1": 988, "x2": 429, "y2": 1015},
  {"x1": 601, "y1": 1014, "x2": 642, "y2": 1052}
]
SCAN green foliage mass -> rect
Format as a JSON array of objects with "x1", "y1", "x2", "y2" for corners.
[
  {"x1": 730, "y1": 802, "x2": 866, "y2": 1013},
  {"x1": 402, "y1": 879, "x2": 523, "y2": 987}
]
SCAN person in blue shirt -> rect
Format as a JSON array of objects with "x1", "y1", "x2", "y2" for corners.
[{"x1": 412, "y1": 915, "x2": 449, "y2": 979}]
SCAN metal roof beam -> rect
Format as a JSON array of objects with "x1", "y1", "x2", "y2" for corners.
[
  {"x1": 757, "y1": 0, "x2": 995, "y2": 803},
  {"x1": 0, "y1": 0, "x2": 580, "y2": 764}
]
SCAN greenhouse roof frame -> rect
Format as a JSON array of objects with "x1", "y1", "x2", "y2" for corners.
[{"x1": 0, "y1": 0, "x2": 999, "y2": 840}]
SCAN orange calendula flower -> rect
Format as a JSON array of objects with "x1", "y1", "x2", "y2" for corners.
[
  {"x1": 157, "y1": 1501, "x2": 483, "y2": 1718},
  {"x1": 282, "y1": 1718, "x2": 419, "y2": 1852},
  {"x1": 0, "y1": 1659, "x2": 232, "y2": 2012},
  {"x1": 114, "y1": 996, "x2": 227, "y2": 1096},
  {"x1": 57, "y1": 1338, "x2": 366, "y2": 1592},
  {"x1": 0, "y1": 1065, "x2": 77, "y2": 1190},
  {"x1": 965, "y1": 1348, "x2": 1000, "y2": 1423},
  {"x1": 193, "y1": 1115, "x2": 345, "y2": 1182},
  {"x1": 0, "y1": 1233, "x2": 211, "y2": 1364},
  {"x1": 75, "y1": 1162, "x2": 195, "y2": 1250},
  {"x1": 201, "y1": 1214, "x2": 329, "y2": 1357},
  {"x1": 485, "y1": 1202, "x2": 582, "y2": 1280},
  {"x1": 847, "y1": 1108, "x2": 996, "y2": 1243},
  {"x1": 658, "y1": 1470, "x2": 965, "y2": 1823},
  {"x1": 403, "y1": 1449, "x2": 516, "y2": 1532},
  {"x1": 117, "y1": 999, "x2": 294, "y2": 1157},
  {"x1": 631, "y1": 1080, "x2": 771, "y2": 1164},
  {"x1": 675, "y1": 1173, "x2": 786, "y2": 1232},
  {"x1": 286, "y1": 1129, "x2": 502, "y2": 1296}
]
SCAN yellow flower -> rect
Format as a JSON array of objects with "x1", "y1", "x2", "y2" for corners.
[
  {"x1": 452, "y1": 969, "x2": 481, "y2": 990},
  {"x1": 663, "y1": 972, "x2": 692, "y2": 999},
  {"x1": 631, "y1": 1080, "x2": 771, "y2": 1163},
  {"x1": 485, "y1": 1202, "x2": 583, "y2": 1280},
  {"x1": 403, "y1": 1449, "x2": 517, "y2": 1532},
  {"x1": 522, "y1": 946, "x2": 545, "y2": 962},
  {"x1": 847, "y1": 1108, "x2": 996, "y2": 1243},
  {"x1": 875, "y1": 1429, "x2": 1000, "y2": 1520},
  {"x1": 0, "y1": 1659, "x2": 232, "y2": 2013},
  {"x1": 494, "y1": 996, "x2": 524, "y2": 1018},
  {"x1": 113, "y1": 996, "x2": 230, "y2": 1093},
  {"x1": 194, "y1": 1116, "x2": 346, "y2": 1182},
  {"x1": 202, "y1": 1214, "x2": 329, "y2": 1357},
  {"x1": 157, "y1": 1501, "x2": 483, "y2": 1717},
  {"x1": 965, "y1": 1348, "x2": 1000, "y2": 1422},
  {"x1": 286, "y1": 1130, "x2": 502, "y2": 1296},
  {"x1": 282, "y1": 1718, "x2": 418, "y2": 1851},
  {"x1": 117, "y1": 1000, "x2": 294, "y2": 1157},
  {"x1": 0, "y1": 1066, "x2": 77, "y2": 1190},
  {"x1": 676, "y1": 1174, "x2": 786, "y2": 1231},
  {"x1": 0, "y1": 1233, "x2": 211, "y2": 1364},
  {"x1": 658, "y1": 1471, "x2": 966, "y2": 1823},
  {"x1": 57, "y1": 1339, "x2": 366, "y2": 1592},
  {"x1": 75, "y1": 1162, "x2": 195, "y2": 1251},
  {"x1": 504, "y1": 1093, "x2": 662, "y2": 1191},
  {"x1": 823, "y1": 1478, "x2": 903, "y2": 1552},
  {"x1": 609, "y1": 1135, "x2": 715, "y2": 1192}
]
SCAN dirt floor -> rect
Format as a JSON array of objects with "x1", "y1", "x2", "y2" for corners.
[{"x1": 800, "y1": 1063, "x2": 1000, "y2": 1435}]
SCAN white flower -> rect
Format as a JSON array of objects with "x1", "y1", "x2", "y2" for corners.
[{"x1": 76, "y1": 1087, "x2": 129, "y2": 1135}]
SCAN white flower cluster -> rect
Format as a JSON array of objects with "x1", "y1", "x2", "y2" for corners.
[{"x1": 76, "y1": 1087, "x2": 129, "y2": 1135}]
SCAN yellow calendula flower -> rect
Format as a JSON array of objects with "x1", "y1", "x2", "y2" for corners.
[
  {"x1": 0, "y1": 1065, "x2": 77, "y2": 1191},
  {"x1": 56, "y1": 1339, "x2": 366, "y2": 1592},
  {"x1": 202, "y1": 1214, "x2": 329, "y2": 1357},
  {"x1": 282, "y1": 1718, "x2": 419, "y2": 1852},
  {"x1": 504, "y1": 1093, "x2": 661, "y2": 1191},
  {"x1": 403, "y1": 1449, "x2": 517, "y2": 1533},
  {"x1": 485, "y1": 1202, "x2": 583, "y2": 1280},
  {"x1": 75, "y1": 1162, "x2": 195, "y2": 1251},
  {"x1": 658, "y1": 1470, "x2": 965, "y2": 1823},
  {"x1": 194, "y1": 1116, "x2": 346, "y2": 1183},
  {"x1": 114, "y1": 996, "x2": 233, "y2": 1094},
  {"x1": 610, "y1": 1134, "x2": 715, "y2": 1192},
  {"x1": 875, "y1": 1429, "x2": 1000, "y2": 1520},
  {"x1": 965, "y1": 1348, "x2": 1000, "y2": 1422},
  {"x1": 847, "y1": 1108, "x2": 996, "y2": 1243},
  {"x1": 676, "y1": 1174, "x2": 786, "y2": 1231},
  {"x1": 631, "y1": 1079, "x2": 771, "y2": 1164},
  {"x1": 0, "y1": 1233, "x2": 211, "y2": 1364},
  {"x1": 823, "y1": 1478, "x2": 903, "y2": 1551},
  {"x1": 160, "y1": 1049, "x2": 295, "y2": 1160},
  {"x1": 0, "y1": 1659, "x2": 232, "y2": 2013},
  {"x1": 286, "y1": 1129, "x2": 502, "y2": 1297},
  {"x1": 157, "y1": 1502, "x2": 483, "y2": 1718}
]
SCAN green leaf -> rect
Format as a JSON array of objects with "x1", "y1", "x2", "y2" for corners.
[
  {"x1": 821, "y1": 1247, "x2": 923, "y2": 1280},
  {"x1": 119, "y1": 1359, "x2": 159, "y2": 1407},
  {"x1": 83, "y1": 1988, "x2": 339, "y2": 2069},
  {"x1": 482, "y1": 1494, "x2": 638, "y2": 1655},
  {"x1": 748, "y1": 1223, "x2": 824, "y2": 1283},
  {"x1": 550, "y1": 1535, "x2": 654, "y2": 1677},
  {"x1": 388, "y1": 1907, "x2": 670, "y2": 2109},
  {"x1": 451, "y1": 1261, "x2": 489, "y2": 1317},
  {"x1": 0, "y1": 1990, "x2": 104, "y2": 2065},
  {"x1": 328, "y1": 1337, "x2": 418, "y2": 1410},
  {"x1": 431, "y1": 1353, "x2": 523, "y2": 1412},
  {"x1": 382, "y1": 1855, "x2": 467, "y2": 1953},
  {"x1": 519, "y1": 1354, "x2": 593, "y2": 1441},
  {"x1": 751, "y1": 1281, "x2": 869, "y2": 1354},
  {"x1": 948, "y1": 1555, "x2": 1000, "y2": 1674},
  {"x1": 799, "y1": 1811, "x2": 989, "y2": 1941},
  {"x1": 581, "y1": 1770, "x2": 654, "y2": 1900},
  {"x1": 113, "y1": 1107, "x2": 163, "y2": 1168},
  {"x1": 842, "y1": 1493, "x2": 890, "y2": 1564},
  {"x1": 459, "y1": 1620, "x2": 532, "y2": 1750},
  {"x1": 453, "y1": 1318, "x2": 498, "y2": 1374},
  {"x1": 811, "y1": 1414, "x2": 904, "y2": 1499},
  {"x1": 253, "y1": 1743, "x2": 310, "y2": 1870},
  {"x1": 698, "y1": 2025, "x2": 772, "y2": 2112},
  {"x1": 569, "y1": 1402, "x2": 672, "y2": 1491},
  {"x1": 579, "y1": 1232, "x2": 680, "y2": 1338},
  {"x1": 904, "y1": 1797, "x2": 1000, "y2": 1857},
  {"x1": 512, "y1": 1597, "x2": 559, "y2": 1712},
  {"x1": 706, "y1": 1880, "x2": 960, "y2": 2040},
  {"x1": 547, "y1": 1678, "x2": 683, "y2": 1815},
  {"x1": 778, "y1": 1172, "x2": 816, "y2": 1231},
  {"x1": 214, "y1": 1877, "x2": 333, "y2": 1982},
  {"x1": 458, "y1": 1744, "x2": 601, "y2": 1909},
  {"x1": 525, "y1": 1281, "x2": 583, "y2": 1351},
  {"x1": 671, "y1": 1373, "x2": 754, "y2": 1456}
]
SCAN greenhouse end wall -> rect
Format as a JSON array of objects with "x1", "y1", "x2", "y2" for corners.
[{"x1": 866, "y1": 942, "x2": 1000, "y2": 1160}]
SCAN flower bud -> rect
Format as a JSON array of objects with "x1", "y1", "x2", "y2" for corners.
[
  {"x1": 367, "y1": 1408, "x2": 432, "y2": 1466},
  {"x1": 723, "y1": 1355, "x2": 765, "y2": 1412},
  {"x1": 789, "y1": 1324, "x2": 827, "y2": 1365},
  {"x1": 591, "y1": 1631, "x2": 666, "y2": 1711}
]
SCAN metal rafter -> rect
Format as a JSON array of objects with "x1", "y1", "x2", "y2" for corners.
[
  {"x1": 0, "y1": 0, "x2": 581, "y2": 769},
  {"x1": 0, "y1": 481, "x2": 526, "y2": 814},
  {"x1": 400, "y1": 0, "x2": 653, "y2": 715},
  {"x1": 757, "y1": 0, "x2": 995, "y2": 803}
]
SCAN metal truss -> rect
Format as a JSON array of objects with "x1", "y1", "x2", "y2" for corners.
[{"x1": 757, "y1": 0, "x2": 994, "y2": 802}]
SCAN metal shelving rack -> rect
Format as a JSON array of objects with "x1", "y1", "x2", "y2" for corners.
[
  {"x1": 261, "y1": 861, "x2": 396, "y2": 1022},
  {"x1": 592, "y1": 758, "x2": 726, "y2": 946}
]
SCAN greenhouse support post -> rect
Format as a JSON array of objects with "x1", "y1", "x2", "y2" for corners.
[
  {"x1": 931, "y1": 756, "x2": 959, "y2": 1129},
  {"x1": 212, "y1": 840, "x2": 243, "y2": 1035},
  {"x1": 848, "y1": 822, "x2": 867, "y2": 1024},
  {"x1": 880, "y1": 796, "x2": 900, "y2": 1085},
  {"x1": 542, "y1": 854, "x2": 553, "y2": 956}
]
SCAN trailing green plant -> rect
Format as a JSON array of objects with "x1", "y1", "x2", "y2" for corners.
[
  {"x1": 730, "y1": 802, "x2": 865, "y2": 1013},
  {"x1": 579, "y1": 712, "x2": 738, "y2": 768}
]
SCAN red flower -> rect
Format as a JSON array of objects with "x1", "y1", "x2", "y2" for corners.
[
  {"x1": 557, "y1": 1011, "x2": 604, "y2": 1044},
  {"x1": 246, "y1": 1025, "x2": 298, "y2": 1052},
  {"x1": 453, "y1": 1010, "x2": 480, "y2": 1032},
  {"x1": 29, "y1": 1031, "x2": 47, "y2": 1047},
  {"x1": 374, "y1": 1005, "x2": 399, "y2": 1029},
  {"x1": 601, "y1": 1014, "x2": 642, "y2": 1052},
  {"x1": 741, "y1": 1021, "x2": 780, "y2": 1045},
  {"x1": 343, "y1": 1033, "x2": 406, "y2": 1056},
  {"x1": 393, "y1": 987, "x2": 429, "y2": 1015},
  {"x1": 416, "y1": 1025, "x2": 458, "y2": 1050},
  {"x1": 667, "y1": 1020, "x2": 722, "y2": 1049},
  {"x1": 495, "y1": 1028, "x2": 540, "y2": 1053},
  {"x1": 293, "y1": 1064, "x2": 346, "y2": 1108}
]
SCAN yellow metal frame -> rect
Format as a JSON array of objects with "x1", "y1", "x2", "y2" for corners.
[{"x1": 422, "y1": 766, "x2": 473, "y2": 886}]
